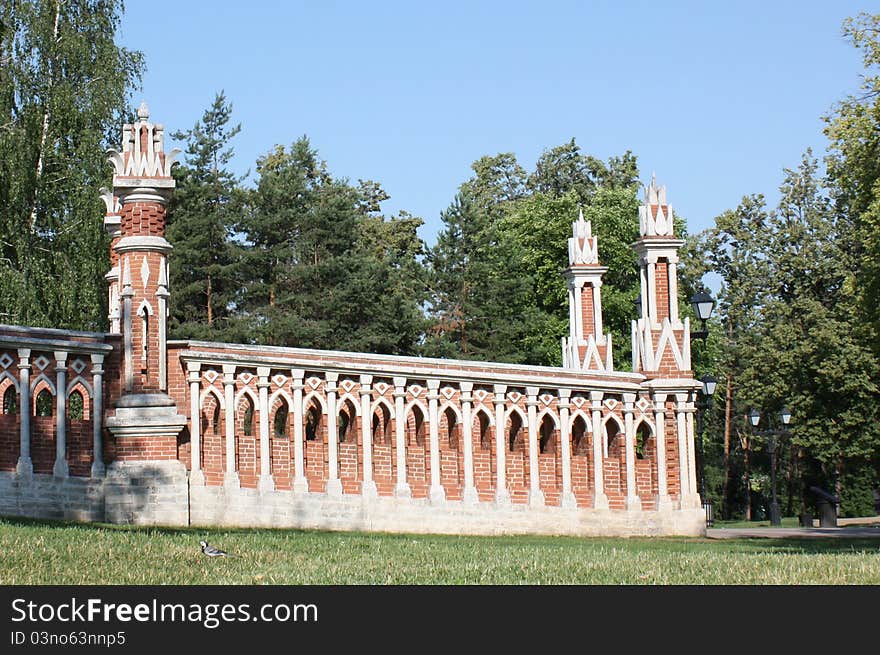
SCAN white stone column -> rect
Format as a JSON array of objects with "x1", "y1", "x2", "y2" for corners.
[
  {"x1": 292, "y1": 368, "x2": 308, "y2": 494},
  {"x1": 526, "y1": 386, "x2": 544, "y2": 507},
  {"x1": 558, "y1": 389, "x2": 576, "y2": 508},
  {"x1": 53, "y1": 351, "x2": 69, "y2": 478},
  {"x1": 90, "y1": 354, "x2": 105, "y2": 477},
  {"x1": 222, "y1": 364, "x2": 238, "y2": 488},
  {"x1": 359, "y1": 374, "x2": 377, "y2": 498},
  {"x1": 653, "y1": 392, "x2": 672, "y2": 509},
  {"x1": 121, "y1": 258, "x2": 134, "y2": 391},
  {"x1": 257, "y1": 367, "x2": 274, "y2": 492},
  {"x1": 686, "y1": 394, "x2": 699, "y2": 504},
  {"x1": 16, "y1": 349, "x2": 32, "y2": 476},
  {"x1": 325, "y1": 373, "x2": 342, "y2": 496},
  {"x1": 647, "y1": 258, "x2": 657, "y2": 325},
  {"x1": 623, "y1": 393, "x2": 640, "y2": 510},
  {"x1": 593, "y1": 280, "x2": 604, "y2": 337},
  {"x1": 668, "y1": 258, "x2": 680, "y2": 324},
  {"x1": 427, "y1": 379, "x2": 445, "y2": 503},
  {"x1": 156, "y1": 258, "x2": 169, "y2": 391},
  {"x1": 590, "y1": 391, "x2": 608, "y2": 509},
  {"x1": 573, "y1": 279, "x2": 585, "y2": 339},
  {"x1": 493, "y1": 384, "x2": 509, "y2": 505},
  {"x1": 392, "y1": 376, "x2": 410, "y2": 497},
  {"x1": 675, "y1": 392, "x2": 690, "y2": 505},
  {"x1": 460, "y1": 381, "x2": 478, "y2": 504},
  {"x1": 187, "y1": 362, "x2": 204, "y2": 485}
]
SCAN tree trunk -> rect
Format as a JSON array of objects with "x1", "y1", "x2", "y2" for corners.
[
  {"x1": 722, "y1": 374, "x2": 733, "y2": 518},
  {"x1": 206, "y1": 274, "x2": 213, "y2": 326},
  {"x1": 742, "y1": 432, "x2": 751, "y2": 521}
]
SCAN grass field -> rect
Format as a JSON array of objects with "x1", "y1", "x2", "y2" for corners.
[{"x1": 1, "y1": 516, "x2": 878, "y2": 585}]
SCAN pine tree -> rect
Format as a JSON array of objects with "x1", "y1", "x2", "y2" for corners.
[{"x1": 166, "y1": 91, "x2": 244, "y2": 341}]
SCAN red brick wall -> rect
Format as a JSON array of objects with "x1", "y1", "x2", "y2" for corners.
[{"x1": 0, "y1": 414, "x2": 18, "y2": 470}]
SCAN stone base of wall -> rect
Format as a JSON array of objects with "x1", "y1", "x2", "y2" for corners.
[
  {"x1": 189, "y1": 484, "x2": 706, "y2": 537},
  {"x1": 0, "y1": 470, "x2": 706, "y2": 537},
  {"x1": 0, "y1": 472, "x2": 105, "y2": 522},
  {"x1": 104, "y1": 460, "x2": 189, "y2": 526}
]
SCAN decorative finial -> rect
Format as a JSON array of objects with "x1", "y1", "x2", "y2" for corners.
[{"x1": 137, "y1": 101, "x2": 150, "y2": 123}]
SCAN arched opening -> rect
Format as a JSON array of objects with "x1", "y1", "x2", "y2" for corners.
[
  {"x1": 477, "y1": 410, "x2": 491, "y2": 450},
  {"x1": 443, "y1": 407, "x2": 459, "y2": 449},
  {"x1": 240, "y1": 396, "x2": 255, "y2": 437},
  {"x1": 68, "y1": 390, "x2": 84, "y2": 421},
  {"x1": 273, "y1": 404, "x2": 289, "y2": 438},
  {"x1": 508, "y1": 411, "x2": 524, "y2": 452},
  {"x1": 212, "y1": 402, "x2": 221, "y2": 434},
  {"x1": 605, "y1": 416, "x2": 623, "y2": 458},
  {"x1": 338, "y1": 399, "x2": 358, "y2": 443},
  {"x1": 539, "y1": 414, "x2": 556, "y2": 454},
  {"x1": 35, "y1": 389, "x2": 53, "y2": 417},
  {"x1": 372, "y1": 403, "x2": 392, "y2": 445},
  {"x1": 3, "y1": 386, "x2": 18, "y2": 415},
  {"x1": 572, "y1": 415, "x2": 589, "y2": 455},
  {"x1": 409, "y1": 405, "x2": 426, "y2": 447},
  {"x1": 636, "y1": 421, "x2": 651, "y2": 460},
  {"x1": 305, "y1": 404, "x2": 321, "y2": 441}
]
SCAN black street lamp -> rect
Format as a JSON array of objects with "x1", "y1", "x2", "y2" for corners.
[
  {"x1": 696, "y1": 374, "x2": 717, "y2": 526},
  {"x1": 690, "y1": 291, "x2": 715, "y2": 342},
  {"x1": 747, "y1": 407, "x2": 792, "y2": 526}
]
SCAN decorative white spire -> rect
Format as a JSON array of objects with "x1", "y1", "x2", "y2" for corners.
[
  {"x1": 568, "y1": 207, "x2": 599, "y2": 265},
  {"x1": 107, "y1": 102, "x2": 180, "y2": 178},
  {"x1": 638, "y1": 174, "x2": 675, "y2": 237}
]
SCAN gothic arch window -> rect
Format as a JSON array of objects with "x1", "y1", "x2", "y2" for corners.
[
  {"x1": 476, "y1": 410, "x2": 491, "y2": 450},
  {"x1": 241, "y1": 396, "x2": 255, "y2": 437},
  {"x1": 444, "y1": 407, "x2": 459, "y2": 449},
  {"x1": 372, "y1": 403, "x2": 391, "y2": 445},
  {"x1": 539, "y1": 414, "x2": 556, "y2": 454},
  {"x1": 35, "y1": 389, "x2": 53, "y2": 417},
  {"x1": 338, "y1": 399, "x2": 358, "y2": 443},
  {"x1": 305, "y1": 404, "x2": 321, "y2": 441},
  {"x1": 636, "y1": 422, "x2": 652, "y2": 460},
  {"x1": 68, "y1": 390, "x2": 84, "y2": 421},
  {"x1": 605, "y1": 416, "x2": 623, "y2": 458},
  {"x1": 572, "y1": 415, "x2": 589, "y2": 456},
  {"x1": 273, "y1": 405, "x2": 289, "y2": 438},
  {"x1": 2, "y1": 386, "x2": 17, "y2": 415},
  {"x1": 408, "y1": 404, "x2": 426, "y2": 447},
  {"x1": 508, "y1": 411, "x2": 524, "y2": 452}
]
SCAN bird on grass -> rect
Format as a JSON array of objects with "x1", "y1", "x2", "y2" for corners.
[{"x1": 200, "y1": 540, "x2": 233, "y2": 557}]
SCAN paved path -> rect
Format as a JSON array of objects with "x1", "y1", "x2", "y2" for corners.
[{"x1": 707, "y1": 526, "x2": 880, "y2": 539}]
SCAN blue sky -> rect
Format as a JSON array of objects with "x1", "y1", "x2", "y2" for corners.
[{"x1": 118, "y1": 1, "x2": 870, "y2": 246}]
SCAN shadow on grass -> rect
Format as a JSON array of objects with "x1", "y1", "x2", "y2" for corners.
[{"x1": 3, "y1": 514, "x2": 879, "y2": 556}]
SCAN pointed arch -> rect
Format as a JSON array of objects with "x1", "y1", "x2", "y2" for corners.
[
  {"x1": 136, "y1": 299, "x2": 154, "y2": 316},
  {"x1": 304, "y1": 402, "x2": 322, "y2": 442},
  {"x1": 233, "y1": 385, "x2": 259, "y2": 411},
  {"x1": 505, "y1": 405, "x2": 527, "y2": 451},
  {"x1": 200, "y1": 385, "x2": 225, "y2": 411},
  {"x1": 603, "y1": 414, "x2": 624, "y2": 458},
  {"x1": 571, "y1": 412, "x2": 590, "y2": 456},
  {"x1": 538, "y1": 411, "x2": 557, "y2": 454},
  {"x1": 371, "y1": 401, "x2": 393, "y2": 445},
  {"x1": 67, "y1": 379, "x2": 92, "y2": 421},
  {"x1": 235, "y1": 387, "x2": 258, "y2": 437},
  {"x1": 2, "y1": 384, "x2": 18, "y2": 415},
  {"x1": 34, "y1": 388, "x2": 53, "y2": 417},
  {"x1": 337, "y1": 392, "x2": 361, "y2": 416},
  {"x1": 536, "y1": 409, "x2": 559, "y2": 430},
  {"x1": 268, "y1": 388, "x2": 294, "y2": 414},
  {"x1": 442, "y1": 405, "x2": 460, "y2": 450},
  {"x1": 634, "y1": 417, "x2": 654, "y2": 460},
  {"x1": 569, "y1": 409, "x2": 592, "y2": 432},
  {"x1": 337, "y1": 397, "x2": 359, "y2": 443},
  {"x1": 0, "y1": 370, "x2": 19, "y2": 394},
  {"x1": 302, "y1": 391, "x2": 327, "y2": 415},
  {"x1": 405, "y1": 401, "x2": 428, "y2": 447},
  {"x1": 473, "y1": 406, "x2": 493, "y2": 450},
  {"x1": 30, "y1": 374, "x2": 56, "y2": 397}
]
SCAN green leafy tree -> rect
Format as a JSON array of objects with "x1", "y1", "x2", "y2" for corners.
[
  {"x1": 239, "y1": 138, "x2": 426, "y2": 354},
  {"x1": 167, "y1": 91, "x2": 245, "y2": 341},
  {"x1": 0, "y1": 0, "x2": 143, "y2": 329}
]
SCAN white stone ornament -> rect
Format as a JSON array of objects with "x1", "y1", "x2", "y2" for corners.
[
  {"x1": 34, "y1": 355, "x2": 50, "y2": 371},
  {"x1": 0, "y1": 353, "x2": 15, "y2": 370},
  {"x1": 203, "y1": 370, "x2": 219, "y2": 384},
  {"x1": 272, "y1": 374, "x2": 288, "y2": 387},
  {"x1": 238, "y1": 372, "x2": 254, "y2": 386}
]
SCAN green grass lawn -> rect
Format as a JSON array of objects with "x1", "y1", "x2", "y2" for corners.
[{"x1": 1, "y1": 515, "x2": 878, "y2": 585}]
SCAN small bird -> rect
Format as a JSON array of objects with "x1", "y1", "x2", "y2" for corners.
[{"x1": 200, "y1": 540, "x2": 232, "y2": 557}]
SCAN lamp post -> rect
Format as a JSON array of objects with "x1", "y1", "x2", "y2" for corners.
[
  {"x1": 696, "y1": 374, "x2": 717, "y2": 526},
  {"x1": 747, "y1": 407, "x2": 792, "y2": 526}
]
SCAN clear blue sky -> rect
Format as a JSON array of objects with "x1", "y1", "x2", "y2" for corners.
[{"x1": 118, "y1": 1, "x2": 870, "y2": 246}]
